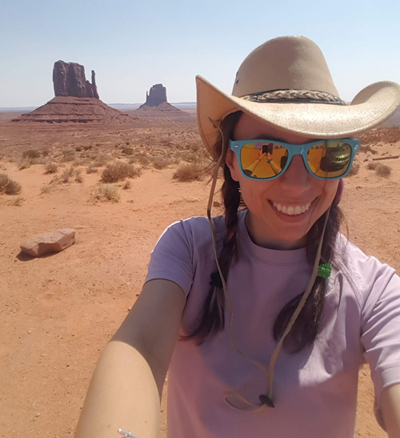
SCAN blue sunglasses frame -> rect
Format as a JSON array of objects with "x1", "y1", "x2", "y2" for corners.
[{"x1": 229, "y1": 138, "x2": 360, "y2": 181}]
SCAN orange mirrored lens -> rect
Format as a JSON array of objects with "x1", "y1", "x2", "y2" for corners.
[
  {"x1": 240, "y1": 142, "x2": 288, "y2": 179},
  {"x1": 308, "y1": 141, "x2": 352, "y2": 178}
]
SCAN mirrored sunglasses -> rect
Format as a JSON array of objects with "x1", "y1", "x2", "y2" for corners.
[{"x1": 229, "y1": 138, "x2": 360, "y2": 180}]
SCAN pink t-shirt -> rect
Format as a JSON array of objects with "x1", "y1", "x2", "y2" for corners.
[{"x1": 145, "y1": 209, "x2": 400, "y2": 438}]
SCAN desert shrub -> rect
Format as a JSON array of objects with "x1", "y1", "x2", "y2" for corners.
[
  {"x1": 75, "y1": 169, "x2": 83, "y2": 183},
  {"x1": 122, "y1": 180, "x2": 131, "y2": 190},
  {"x1": 92, "y1": 184, "x2": 120, "y2": 203},
  {"x1": 76, "y1": 147, "x2": 82, "y2": 152},
  {"x1": 138, "y1": 155, "x2": 150, "y2": 166},
  {"x1": 45, "y1": 162, "x2": 58, "y2": 174},
  {"x1": 347, "y1": 162, "x2": 360, "y2": 177},
  {"x1": 60, "y1": 166, "x2": 75, "y2": 183},
  {"x1": 152, "y1": 157, "x2": 172, "y2": 170},
  {"x1": 61, "y1": 168, "x2": 70, "y2": 183},
  {"x1": 367, "y1": 161, "x2": 392, "y2": 177},
  {"x1": 40, "y1": 186, "x2": 51, "y2": 195},
  {"x1": 84, "y1": 145, "x2": 93, "y2": 151},
  {"x1": 6, "y1": 196, "x2": 24, "y2": 206},
  {"x1": 122, "y1": 147, "x2": 134, "y2": 155},
  {"x1": 22, "y1": 149, "x2": 40, "y2": 159},
  {"x1": 375, "y1": 164, "x2": 391, "y2": 178},
  {"x1": 62, "y1": 149, "x2": 75, "y2": 162},
  {"x1": 93, "y1": 154, "x2": 109, "y2": 167},
  {"x1": 101, "y1": 162, "x2": 141, "y2": 183},
  {"x1": 0, "y1": 173, "x2": 22, "y2": 195},
  {"x1": 173, "y1": 163, "x2": 205, "y2": 182},
  {"x1": 86, "y1": 164, "x2": 98, "y2": 174},
  {"x1": 18, "y1": 160, "x2": 31, "y2": 170},
  {"x1": 367, "y1": 161, "x2": 379, "y2": 170}
]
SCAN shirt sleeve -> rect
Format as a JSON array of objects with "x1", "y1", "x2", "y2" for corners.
[
  {"x1": 144, "y1": 220, "x2": 195, "y2": 296},
  {"x1": 360, "y1": 261, "x2": 400, "y2": 428}
]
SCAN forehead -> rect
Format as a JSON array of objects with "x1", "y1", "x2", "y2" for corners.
[{"x1": 233, "y1": 112, "x2": 315, "y2": 144}]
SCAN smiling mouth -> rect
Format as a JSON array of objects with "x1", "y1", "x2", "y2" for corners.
[{"x1": 271, "y1": 201, "x2": 312, "y2": 216}]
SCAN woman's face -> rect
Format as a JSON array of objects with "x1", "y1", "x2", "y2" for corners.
[{"x1": 225, "y1": 113, "x2": 339, "y2": 250}]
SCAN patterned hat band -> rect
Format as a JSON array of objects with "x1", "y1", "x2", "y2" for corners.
[{"x1": 240, "y1": 89, "x2": 347, "y2": 105}]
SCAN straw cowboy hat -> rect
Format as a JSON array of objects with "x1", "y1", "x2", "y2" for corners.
[{"x1": 196, "y1": 35, "x2": 400, "y2": 158}]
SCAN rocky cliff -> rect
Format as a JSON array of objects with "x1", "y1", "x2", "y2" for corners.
[{"x1": 53, "y1": 61, "x2": 99, "y2": 99}]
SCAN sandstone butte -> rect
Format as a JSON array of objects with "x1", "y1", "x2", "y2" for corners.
[
  {"x1": 12, "y1": 61, "x2": 132, "y2": 124},
  {"x1": 134, "y1": 84, "x2": 190, "y2": 119}
]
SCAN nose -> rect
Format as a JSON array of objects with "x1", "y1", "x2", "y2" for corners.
[{"x1": 279, "y1": 155, "x2": 311, "y2": 195}]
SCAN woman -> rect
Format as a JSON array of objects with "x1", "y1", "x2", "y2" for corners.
[{"x1": 75, "y1": 36, "x2": 400, "y2": 438}]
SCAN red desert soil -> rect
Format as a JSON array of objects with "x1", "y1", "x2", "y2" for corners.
[{"x1": 0, "y1": 116, "x2": 399, "y2": 438}]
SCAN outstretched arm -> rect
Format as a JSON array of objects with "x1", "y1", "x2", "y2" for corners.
[
  {"x1": 75, "y1": 279, "x2": 186, "y2": 438},
  {"x1": 381, "y1": 383, "x2": 400, "y2": 438}
]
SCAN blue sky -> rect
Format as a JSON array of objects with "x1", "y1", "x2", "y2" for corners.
[{"x1": 1, "y1": 0, "x2": 399, "y2": 107}]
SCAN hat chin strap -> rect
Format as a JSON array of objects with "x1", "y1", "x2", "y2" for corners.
[{"x1": 206, "y1": 127, "x2": 331, "y2": 410}]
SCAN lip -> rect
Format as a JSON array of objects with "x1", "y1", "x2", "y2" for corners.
[{"x1": 269, "y1": 198, "x2": 317, "y2": 222}]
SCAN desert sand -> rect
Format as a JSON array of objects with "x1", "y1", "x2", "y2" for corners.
[{"x1": 0, "y1": 113, "x2": 400, "y2": 437}]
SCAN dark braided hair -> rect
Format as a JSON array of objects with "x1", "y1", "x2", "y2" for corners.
[{"x1": 184, "y1": 111, "x2": 343, "y2": 352}]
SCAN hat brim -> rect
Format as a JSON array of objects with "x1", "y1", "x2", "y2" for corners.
[{"x1": 196, "y1": 75, "x2": 400, "y2": 156}]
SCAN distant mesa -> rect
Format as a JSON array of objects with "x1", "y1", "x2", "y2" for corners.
[
  {"x1": 134, "y1": 83, "x2": 190, "y2": 118},
  {"x1": 141, "y1": 84, "x2": 167, "y2": 107},
  {"x1": 53, "y1": 60, "x2": 99, "y2": 99},
  {"x1": 13, "y1": 61, "x2": 132, "y2": 124}
]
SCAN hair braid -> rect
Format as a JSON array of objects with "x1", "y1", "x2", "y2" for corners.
[
  {"x1": 184, "y1": 168, "x2": 241, "y2": 345},
  {"x1": 273, "y1": 203, "x2": 342, "y2": 352}
]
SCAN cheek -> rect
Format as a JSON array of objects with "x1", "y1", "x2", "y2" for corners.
[{"x1": 316, "y1": 181, "x2": 339, "y2": 209}]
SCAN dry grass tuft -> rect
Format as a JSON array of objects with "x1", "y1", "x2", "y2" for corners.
[
  {"x1": 0, "y1": 173, "x2": 22, "y2": 195},
  {"x1": 152, "y1": 157, "x2": 172, "y2": 170},
  {"x1": 122, "y1": 147, "x2": 134, "y2": 156},
  {"x1": 367, "y1": 161, "x2": 379, "y2": 170},
  {"x1": 61, "y1": 150, "x2": 76, "y2": 162},
  {"x1": 18, "y1": 160, "x2": 31, "y2": 170},
  {"x1": 101, "y1": 162, "x2": 141, "y2": 183},
  {"x1": 40, "y1": 185, "x2": 52, "y2": 195},
  {"x1": 75, "y1": 169, "x2": 83, "y2": 183},
  {"x1": 375, "y1": 164, "x2": 391, "y2": 178},
  {"x1": 86, "y1": 164, "x2": 98, "y2": 174},
  {"x1": 92, "y1": 184, "x2": 120, "y2": 203},
  {"x1": 173, "y1": 163, "x2": 205, "y2": 182},
  {"x1": 45, "y1": 162, "x2": 58, "y2": 174},
  {"x1": 23, "y1": 149, "x2": 40, "y2": 159},
  {"x1": 367, "y1": 161, "x2": 392, "y2": 177},
  {"x1": 122, "y1": 180, "x2": 131, "y2": 190},
  {"x1": 5, "y1": 196, "x2": 24, "y2": 206}
]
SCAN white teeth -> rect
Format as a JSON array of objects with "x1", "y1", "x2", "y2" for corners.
[
  {"x1": 294, "y1": 206, "x2": 302, "y2": 215},
  {"x1": 272, "y1": 201, "x2": 312, "y2": 216}
]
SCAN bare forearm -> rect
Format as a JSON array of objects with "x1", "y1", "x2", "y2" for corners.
[{"x1": 75, "y1": 340, "x2": 161, "y2": 438}]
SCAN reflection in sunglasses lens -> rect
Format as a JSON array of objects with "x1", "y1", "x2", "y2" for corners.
[
  {"x1": 240, "y1": 142, "x2": 287, "y2": 179},
  {"x1": 309, "y1": 141, "x2": 351, "y2": 178}
]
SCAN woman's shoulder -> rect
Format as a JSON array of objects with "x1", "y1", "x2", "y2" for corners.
[
  {"x1": 160, "y1": 212, "x2": 232, "y2": 249},
  {"x1": 333, "y1": 233, "x2": 398, "y2": 306}
]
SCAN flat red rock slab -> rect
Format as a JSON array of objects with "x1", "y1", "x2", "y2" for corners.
[{"x1": 20, "y1": 228, "x2": 76, "y2": 257}]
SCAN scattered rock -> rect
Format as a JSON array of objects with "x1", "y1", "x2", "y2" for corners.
[{"x1": 20, "y1": 229, "x2": 76, "y2": 257}]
